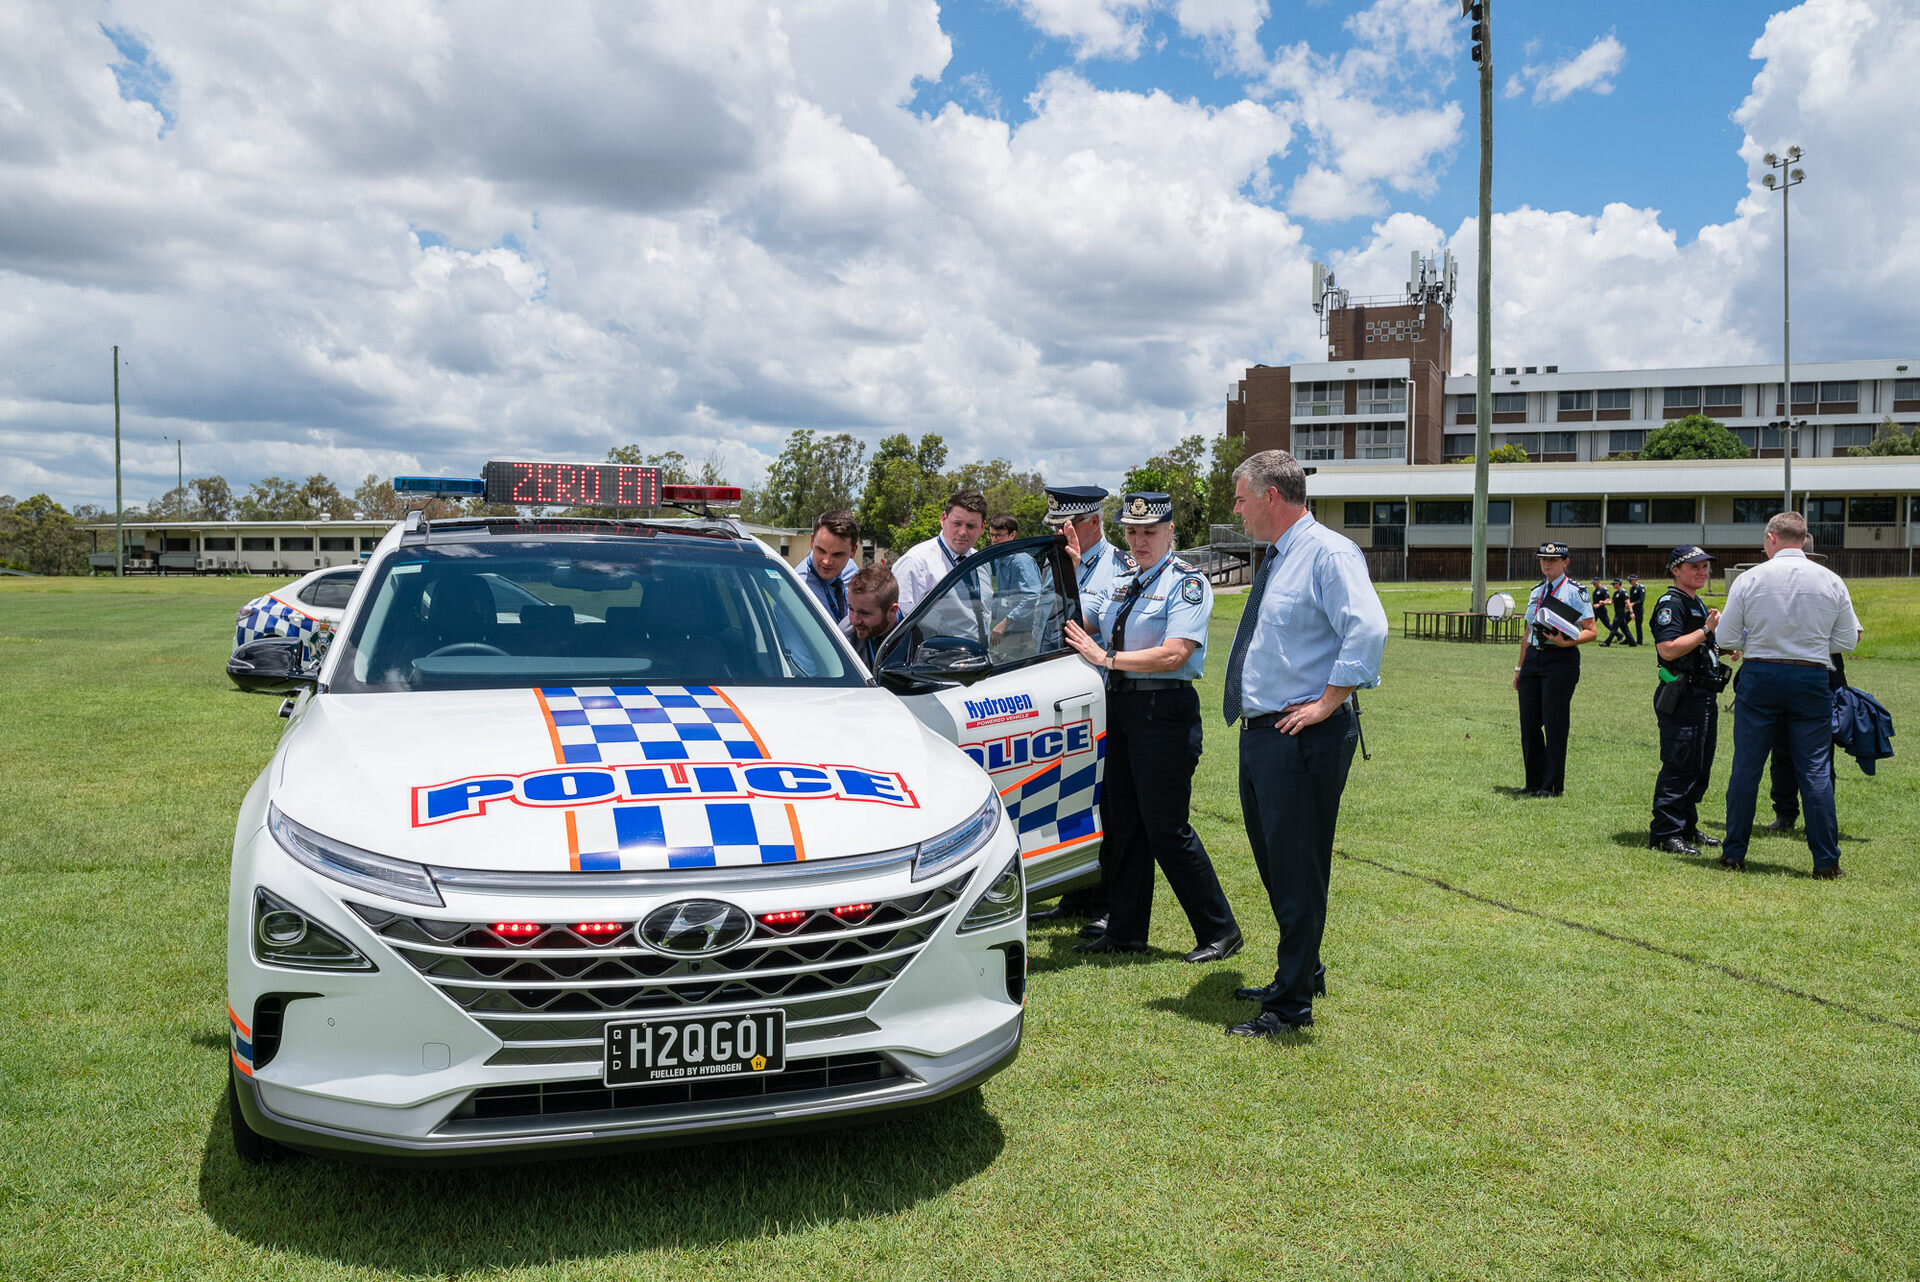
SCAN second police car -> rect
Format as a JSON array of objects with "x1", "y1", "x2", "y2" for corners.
[{"x1": 226, "y1": 459, "x2": 1107, "y2": 1163}]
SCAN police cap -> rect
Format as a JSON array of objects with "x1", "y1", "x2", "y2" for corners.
[
  {"x1": 1535, "y1": 541, "x2": 1571, "y2": 558},
  {"x1": 1118, "y1": 492, "x2": 1174, "y2": 526},
  {"x1": 1042, "y1": 485, "x2": 1107, "y2": 527},
  {"x1": 1667, "y1": 545, "x2": 1715, "y2": 569}
]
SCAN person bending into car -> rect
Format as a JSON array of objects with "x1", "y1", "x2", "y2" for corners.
[{"x1": 845, "y1": 565, "x2": 900, "y2": 674}]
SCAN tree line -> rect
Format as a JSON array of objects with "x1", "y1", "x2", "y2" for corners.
[{"x1": 0, "y1": 429, "x2": 1249, "y2": 575}]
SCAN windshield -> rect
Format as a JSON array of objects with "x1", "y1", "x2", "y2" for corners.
[{"x1": 328, "y1": 536, "x2": 861, "y2": 692}]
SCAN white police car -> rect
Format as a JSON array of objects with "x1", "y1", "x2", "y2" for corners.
[
  {"x1": 227, "y1": 462, "x2": 1105, "y2": 1163},
  {"x1": 231, "y1": 566, "x2": 363, "y2": 676}
]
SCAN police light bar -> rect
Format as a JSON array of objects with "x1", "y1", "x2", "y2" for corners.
[
  {"x1": 392, "y1": 476, "x2": 486, "y2": 497},
  {"x1": 482, "y1": 460, "x2": 660, "y2": 508},
  {"x1": 662, "y1": 484, "x2": 742, "y2": 504}
]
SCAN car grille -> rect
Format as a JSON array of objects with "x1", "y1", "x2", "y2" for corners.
[
  {"x1": 348, "y1": 871, "x2": 970, "y2": 1066},
  {"x1": 439, "y1": 1051, "x2": 903, "y2": 1130}
]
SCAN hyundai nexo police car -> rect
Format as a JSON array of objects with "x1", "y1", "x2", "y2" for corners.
[
  {"x1": 231, "y1": 565, "x2": 363, "y2": 677},
  {"x1": 227, "y1": 465, "x2": 1104, "y2": 1163}
]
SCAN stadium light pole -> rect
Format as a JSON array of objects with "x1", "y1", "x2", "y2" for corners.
[
  {"x1": 113, "y1": 345, "x2": 123, "y2": 579},
  {"x1": 1461, "y1": 0, "x2": 1493, "y2": 619},
  {"x1": 1762, "y1": 147, "x2": 1805, "y2": 515}
]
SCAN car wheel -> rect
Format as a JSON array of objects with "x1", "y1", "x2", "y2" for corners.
[{"x1": 228, "y1": 1066, "x2": 284, "y2": 1165}]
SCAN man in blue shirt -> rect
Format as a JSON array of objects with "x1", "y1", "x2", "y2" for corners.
[
  {"x1": 798, "y1": 510, "x2": 860, "y2": 626},
  {"x1": 1220, "y1": 450, "x2": 1387, "y2": 1036},
  {"x1": 1062, "y1": 493, "x2": 1240, "y2": 962}
]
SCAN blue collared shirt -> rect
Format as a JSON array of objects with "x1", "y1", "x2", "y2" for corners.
[
  {"x1": 1077, "y1": 538, "x2": 1130, "y2": 607},
  {"x1": 1091, "y1": 553, "x2": 1212, "y2": 680},
  {"x1": 799, "y1": 555, "x2": 857, "y2": 623},
  {"x1": 1523, "y1": 574, "x2": 1593, "y2": 633},
  {"x1": 1237, "y1": 513, "x2": 1388, "y2": 716}
]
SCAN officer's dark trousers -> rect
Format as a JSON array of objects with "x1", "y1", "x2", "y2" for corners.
[
  {"x1": 1100, "y1": 687, "x2": 1235, "y2": 947},
  {"x1": 1631, "y1": 609, "x2": 1644, "y2": 647},
  {"x1": 1723, "y1": 662, "x2": 1839, "y2": 868},
  {"x1": 1516, "y1": 653, "x2": 1579, "y2": 794},
  {"x1": 1238, "y1": 705, "x2": 1357, "y2": 1023},
  {"x1": 1602, "y1": 612, "x2": 1633, "y2": 645},
  {"x1": 1768, "y1": 658, "x2": 1843, "y2": 824},
  {"x1": 1650, "y1": 692, "x2": 1717, "y2": 843}
]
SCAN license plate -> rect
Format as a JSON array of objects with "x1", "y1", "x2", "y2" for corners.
[{"x1": 604, "y1": 1010, "x2": 786, "y2": 1087}]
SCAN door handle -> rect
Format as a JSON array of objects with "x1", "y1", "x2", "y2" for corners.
[{"x1": 1054, "y1": 692, "x2": 1099, "y2": 712}]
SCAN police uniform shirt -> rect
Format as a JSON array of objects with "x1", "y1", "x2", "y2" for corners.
[
  {"x1": 1651, "y1": 588, "x2": 1720, "y2": 681},
  {"x1": 1090, "y1": 553, "x2": 1211, "y2": 680},
  {"x1": 1077, "y1": 537, "x2": 1133, "y2": 616},
  {"x1": 1525, "y1": 575, "x2": 1593, "y2": 654}
]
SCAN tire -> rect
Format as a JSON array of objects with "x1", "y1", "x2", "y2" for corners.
[{"x1": 228, "y1": 1066, "x2": 284, "y2": 1165}]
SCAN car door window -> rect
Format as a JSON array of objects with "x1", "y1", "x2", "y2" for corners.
[
  {"x1": 299, "y1": 573, "x2": 360, "y2": 609},
  {"x1": 881, "y1": 537, "x2": 1076, "y2": 679}
]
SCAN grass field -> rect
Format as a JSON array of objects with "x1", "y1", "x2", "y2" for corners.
[{"x1": 3, "y1": 574, "x2": 1917, "y2": 1281}]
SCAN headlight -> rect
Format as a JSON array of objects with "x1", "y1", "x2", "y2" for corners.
[
  {"x1": 912, "y1": 790, "x2": 1003, "y2": 882},
  {"x1": 957, "y1": 851, "x2": 1023, "y2": 933},
  {"x1": 252, "y1": 888, "x2": 375, "y2": 971},
  {"x1": 268, "y1": 804, "x2": 443, "y2": 906}
]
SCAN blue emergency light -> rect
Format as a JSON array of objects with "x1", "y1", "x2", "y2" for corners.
[{"x1": 391, "y1": 476, "x2": 486, "y2": 497}]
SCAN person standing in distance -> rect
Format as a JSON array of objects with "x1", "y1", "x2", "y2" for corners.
[
  {"x1": 799, "y1": 510, "x2": 860, "y2": 627},
  {"x1": 1648, "y1": 547, "x2": 1728, "y2": 856},
  {"x1": 892, "y1": 490, "x2": 987, "y2": 617},
  {"x1": 1220, "y1": 450, "x2": 1387, "y2": 1037},
  {"x1": 1627, "y1": 573, "x2": 1647, "y2": 647},
  {"x1": 1061, "y1": 493, "x2": 1240, "y2": 962},
  {"x1": 1592, "y1": 577, "x2": 1614, "y2": 646},
  {"x1": 1513, "y1": 543, "x2": 1597, "y2": 798},
  {"x1": 1030, "y1": 484, "x2": 1133, "y2": 928},
  {"x1": 1609, "y1": 579, "x2": 1636, "y2": 646},
  {"x1": 844, "y1": 565, "x2": 900, "y2": 674},
  {"x1": 1716, "y1": 512, "x2": 1860, "y2": 877}
]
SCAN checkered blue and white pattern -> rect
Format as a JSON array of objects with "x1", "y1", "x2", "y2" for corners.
[
  {"x1": 571, "y1": 798, "x2": 801, "y2": 871},
  {"x1": 538, "y1": 685, "x2": 766, "y2": 766},
  {"x1": 1001, "y1": 732, "x2": 1104, "y2": 849},
  {"x1": 235, "y1": 594, "x2": 327, "y2": 661}
]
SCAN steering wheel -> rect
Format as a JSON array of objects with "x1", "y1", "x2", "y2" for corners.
[{"x1": 424, "y1": 642, "x2": 508, "y2": 658}]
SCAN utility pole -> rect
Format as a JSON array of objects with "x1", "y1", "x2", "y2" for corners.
[
  {"x1": 113, "y1": 345, "x2": 124, "y2": 579},
  {"x1": 1763, "y1": 148, "x2": 1806, "y2": 515},
  {"x1": 1462, "y1": 0, "x2": 1493, "y2": 618}
]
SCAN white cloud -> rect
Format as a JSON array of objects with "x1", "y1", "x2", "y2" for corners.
[
  {"x1": 1005, "y1": 0, "x2": 1157, "y2": 61},
  {"x1": 1173, "y1": 0, "x2": 1269, "y2": 74},
  {"x1": 1504, "y1": 33, "x2": 1627, "y2": 104}
]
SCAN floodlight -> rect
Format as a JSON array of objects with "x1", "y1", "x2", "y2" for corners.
[
  {"x1": 1787, "y1": 145, "x2": 1803, "y2": 160},
  {"x1": 1791, "y1": 168, "x2": 1805, "y2": 182},
  {"x1": 1763, "y1": 152, "x2": 1778, "y2": 166},
  {"x1": 1762, "y1": 174, "x2": 1776, "y2": 188}
]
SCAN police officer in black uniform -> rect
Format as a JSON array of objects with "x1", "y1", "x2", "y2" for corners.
[
  {"x1": 1648, "y1": 546, "x2": 1728, "y2": 855},
  {"x1": 1513, "y1": 542, "x2": 1596, "y2": 797},
  {"x1": 1609, "y1": 578, "x2": 1636, "y2": 646},
  {"x1": 1591, "y1": 578, "x2": 1612, "y2": 641},
  {"x1": 1627, "y1": 573, "x2": 1647, "y2": 647}
]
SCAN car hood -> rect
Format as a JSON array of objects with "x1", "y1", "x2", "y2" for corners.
[{"x1": 272, "y1": 685, "x2": 986, "y2": 873}]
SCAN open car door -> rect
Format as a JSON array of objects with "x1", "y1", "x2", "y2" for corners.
[{"x1": 875, "y1": 536, "x2": 1104, "y2": 902}]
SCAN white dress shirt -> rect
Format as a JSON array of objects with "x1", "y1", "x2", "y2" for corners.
[
  {"x1": 1716, "y1": 547, "x2": 1859, "y2": 665},
  {"x1": 893, "y1": 533, "x2": 974, "y2": 616}
]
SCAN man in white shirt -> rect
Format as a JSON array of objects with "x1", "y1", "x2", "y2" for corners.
[
  {"x1": 891, "y1": 490, "x2": 987, "y2": 617},
  {"x1": 1715, "y1": 511, "x2": 1861, "y2": 877}
]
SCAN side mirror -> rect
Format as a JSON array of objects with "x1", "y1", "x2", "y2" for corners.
[
  {"x1": 228, "y1": 637, "x2": 319, "y2": 694},
  {"x1": 879, "y1": 635, "x2": 993, "y2": 688}
]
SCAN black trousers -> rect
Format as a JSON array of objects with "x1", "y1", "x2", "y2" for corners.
[
  {"x1": 1650, "y1": 693, "x2": 1718, "y2": 843},
  {"x1": 1238, "y1": 705, "x2": 1357, "y2": 1022},
  {"x1": 1601, "y1": 611, "x2": 1633, "y2": 645},
  {"x1": 1631, "y1": 606, "x2": 1645, "y2": 646},
  {"x1": 1516, "y1": 654, "x2": 1579, "y2": 794},
  {"x1": 1768, "y1": 657, "x2": 1843, "y2": 823},
  {"x1": 1100, "y1": 687, "x2": 1236, "y2": 947}
]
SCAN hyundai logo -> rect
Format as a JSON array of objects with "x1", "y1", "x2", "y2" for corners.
[{"x1": 638, "y1": 900, "x2": 754, "y2": 957}]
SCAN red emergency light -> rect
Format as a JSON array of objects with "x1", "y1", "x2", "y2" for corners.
[
  {"x1": 662, "y1": 485, "x2": 742, "y2": 504},
  {"x1": 830, "y1": 902, "x2": 876, "y2": 922},
  {"x1": 758, "y1": 909, "x2": 808, "y2": 929},
  {"x1": 492, "y1": 921, "x2": 543, "y2": 939},
  {"x1": 575, "y1": 921, "x2": 625, "y2": 938}
]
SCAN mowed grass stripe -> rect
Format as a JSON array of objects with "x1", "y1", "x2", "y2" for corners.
[{"x1": 1, "y1": 575, "x2": 1917, "y2": 1281}]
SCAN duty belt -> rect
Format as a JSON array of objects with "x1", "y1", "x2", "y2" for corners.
[{"x1": 1110, "y1": 676, "x2": 1191, "y2": 692}]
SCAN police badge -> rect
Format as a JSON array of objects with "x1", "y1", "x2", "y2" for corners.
[{"x1": 1179, "y1": 577, "x2": 1204, "y2": 605}]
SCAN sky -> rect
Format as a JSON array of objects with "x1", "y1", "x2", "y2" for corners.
[{"x1": 2, "y1": 0, "x2": 1916, "y2": 510}]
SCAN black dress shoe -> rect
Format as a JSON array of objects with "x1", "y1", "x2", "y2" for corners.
[
  {"x1": 1073, "y1": 935, "x2": 1146, "y2": 954},
  {"x1": 1686, "y1": 832, "x2": 1722, "y2": 848},
  {"x1": 1812, "y1": 865, "x2": 1843, "y2": 880},
  {"x1": 1183, "y1": 929, "x2": 1243, "y2": 964},
  {"x1": 1719, "y1": 855, "x2": 1746, "y2": 872},
  {"x1": 1530, "y1": 788, "x2": 1561, "y2": 798},
  {"x1": 1762, "y1": 816, "x2": 1796, "y2": 833},
  {"x1": 1232, "y1": 983, "x2": 1275, "y2": 1002},
  {"x1": 1078, "y1": 915, "x2": 1109, "y2": 939},
  {"x1": 1028, "y1": 905, "x2": 1078, "y2": 923},
  {"x1": 1651, "y1": 836, "x2": 1699, "y2": 856},
  {"x1": 1226, "y1": 1011, "x2": 1312, "y2": 1037}
]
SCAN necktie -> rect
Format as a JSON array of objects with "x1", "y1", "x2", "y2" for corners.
[
  {"x1": 829, "y1": 577, "x2": 845, "y2": 618},
  {"x1": 1221, "y1": 548, "x2": 1276, "y2": 724}
]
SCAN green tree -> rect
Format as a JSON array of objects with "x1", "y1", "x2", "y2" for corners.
[
  {"x1": 190, "y1": 475, "x2": 234, "y2": 520},
  {"x1": 750, "y1": 431, "x2": 867, "y2": 529},
  {"x1": 1639, "y1": 414, "x2": 1749, "y2": 460},
  {"x1": 1206, "y1": 433, "x2": 1246, "y2": 530},
  {"x1": 1851, "y1": 416, "x2": 1920, "y2": 456},
  {"x1": 0, "y1": 494, "x2": 88, "y2": 575},
  {"x1": 1453, "y1": 444, "x2": 1531, "y2": 464},
  {"x1": 149, "y1": 486, "x2": 191, "y2": 520},
  {"x1": 859, "y1": 433, "x2": 949, "y2": 553},
  {"x1": 235, "y1": 473, "x2": 347, "y2": 520},
  {"x1": 1119, "y1": 434, "x2": 1212, "y2": 548},
  {"x1": 948, "y1": 458, "x2": 1046, "y2": 533}
]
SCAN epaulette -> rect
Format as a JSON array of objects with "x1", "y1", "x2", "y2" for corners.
[
  {"x1": 1122, "y1": 553, "x2": 1138, "y2": 570},
  {"x1": 1172, "y1": 556, "x2": 1195, "y2": 572}
]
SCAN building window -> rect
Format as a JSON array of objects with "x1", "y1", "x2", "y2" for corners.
[
  {"x1": 1502, "y1": 433, "x2": 1540, "y2": 454},
  {"x1": 1356, "y1": 424, "x2": 1405, "y2": 459},
  {"x1": 1543, "y1": 432, "x2": 1577, "y2": 453},
  {"x1": 1663, "y1": 386, "x2": 1701, "y2": 409},
  {"x1": 1819, "y1": 381, "x2": 1857, "y2": 403},
  {"x1": 1296, "y1": 426, "x2": 1341, "y2": 460},
  {"x1": 1413, "y1": 500, "x2": 1510, "y2": 525},
  {"x1": 1492, "y1": 393, "x2": 1525, "y2": 414},
  {"x1": 1294, "y1": 381, "x2": 1340, "y2": 415},
  {"x1": 360, "y1": 536, "x2": 382, "y2": 552},
  {"x1": 203, "y1": 537, "x2": 236, "y2": 551},
  {"x1": 241, "y1": 537, "x2": 275, "y2": 551},
  {"x1": 1790, "y1": 381, "x2": 1817, "y2": 404},
  {"x1": 1732, "y1": 428, "x2": 1757, "y2": 451},
  {"x1": 1357, "y1": 380, "x2": 1405, "y2": 415},
  {"x1": 1849, "y1": 496, "x2": 1897, "y2": 524},
  {"x1": 1702, "y1": 385, "x2": 1742, "y2": 407},
  {"x1": 161, "y1": 536, "x2": 194, "y2": 551},
  {"x1": 1547, "y1": 500, "x2": 1601, "y2": 526},
  {"x1": 1896, "y1": 379, "x2": 1919, "y2": 401},
  {"x1": 1607, "y1": 499, "x2": 1648, "y2": 524},
  {"x1": 1344, "y1": 502, "x2": 1370, "y2": 527},
  {"x1": 1607, "y1": 430, "x2": 1646, "y2": 454},
  {"x1": 1373, "y1": 501, "x2": 1406, "y2": 526},
  {"x1": 1731, "y1": 498, "x2": 1776, "y2": 524},
  {"x1": 1443, "y1": 435, "x2": 1473, "y2": 460},
  {"x1": 1595, "y1": 387, "x2": 1632, "y2": 410},
  {"x1": 281, "y1": 537, "x2": 314, "y2": 551},
  {"x1": 319, "y1": 536, "x2": 355, "y2": 552},
  {"x1": 1557, "y1": 391, "x2": 1592, "y2": 411},
  {"x1": 1651, "y1": 498, "x2": 1696, "y2": 523},
  {"x1": 1830, "y1": 424, "x2": 1874, "y2": 451}
]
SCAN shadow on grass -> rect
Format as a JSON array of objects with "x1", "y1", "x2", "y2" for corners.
[
  {"x1": 197, "y1": 1082, "x2": 1004, "y2": 1271},
  {"x1": 1024, "y1": 926, "x2": 1170, "y2": 975},
  {"x1": 1142, "y1": 969, "x2": 1255, "y2": 1027}
]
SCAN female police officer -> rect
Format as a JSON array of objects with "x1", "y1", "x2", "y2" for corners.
[
  {"x1": 1649, "y1": 546, "x2": 1728, "y2": 855},
  {"x1": 1061, "y1": 492, "x2": 1240, "y2": 961},
  {"x1": 1513, "y1": 542, "x2": 1597, "y2": 797}
]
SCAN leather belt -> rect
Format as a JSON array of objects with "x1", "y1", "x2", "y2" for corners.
[
  {"x1": 1240, "y1": 711, "x2": 1285, "y2": 730},
  {"x1": 1111, "y1": 676, "x2": 1191, "y2": 692},
  {"x1": 1747, "y1": 657, "x2": 1827, "y2": 669}
]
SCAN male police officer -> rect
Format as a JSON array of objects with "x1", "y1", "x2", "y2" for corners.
[
  {"x1": 1608, "y1": 579, "x2": 1636, "y2": 646},
  {"x1": 1649, "y1": 547, "x2": 1727, "y2": 856},
  {"x1": 1627, "y1": 573, "x2": 1647, "y2": 647},
  {"x1": 1062, "y1": 493, "x2": 1240, "y2": 962},
  {"x1": 1591, "y1": 578, "x2": 1612, "y2": 642}
]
